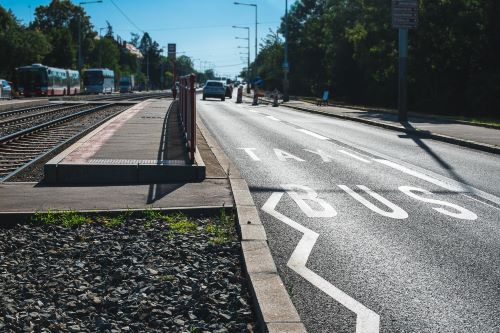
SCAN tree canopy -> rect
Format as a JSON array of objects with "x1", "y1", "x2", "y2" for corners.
[{"x1": 254, "y1": 0, "x2": 499, "y2": 116}]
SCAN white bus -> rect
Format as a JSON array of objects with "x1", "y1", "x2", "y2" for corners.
[{"x1": 83, "y1": 68, "x2": 115, "y2": 94}]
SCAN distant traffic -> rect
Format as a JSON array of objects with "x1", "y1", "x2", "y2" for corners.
[{"x1": 13, "y1": 64, "x2": 124, "y2": 97}]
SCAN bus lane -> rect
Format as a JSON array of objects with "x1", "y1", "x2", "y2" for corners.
[{"x1": 198, "y1": 99, "x2": 500, "y2": 333}]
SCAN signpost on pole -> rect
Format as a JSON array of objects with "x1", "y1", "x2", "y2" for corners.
[
  {"x1": 168, "y1": 43, "x2": 177, "y2": 98},
  {"x1": 392, "y1": 0, "x2": 418, "y2": 122}
]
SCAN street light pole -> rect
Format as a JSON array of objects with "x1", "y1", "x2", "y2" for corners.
[
  {"x1": 99, "y1": 27, "x2": 105, "y2": 68},
  {"x1": 283, "y1": 0, "x2": 290, "y2": 102},
  {"x1": 234, "y1": 2, "x2": 257, "y2": 87},
  {"x1": 233, "y1": 25, "x2": 251, "y2": 93},
  {"x1": 78, "y1": 1, "x2": 102, "y2": 73}
]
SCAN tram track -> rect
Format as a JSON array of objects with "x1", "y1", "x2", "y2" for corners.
[
  {"x1": 0, "y1": 103, "x2": 131, "y2": 182},
  {"x1": 0, "y1": 104, "x2": 93, "y2": 137}
]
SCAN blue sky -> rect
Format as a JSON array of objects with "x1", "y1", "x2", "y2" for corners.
[{"x1": 1, "y1": 0, "x2": 295, "y2": 77}]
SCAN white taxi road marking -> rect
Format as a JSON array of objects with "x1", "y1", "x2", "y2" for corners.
[
  {"x1": 296, "y1": 129, "x2": 330, "y2": 140},
  {"x1": 262, "y1": 191, "x2": 380, "y2": 333},
  {"x1": 338, "y1": 150, "x2": 371, "y2": 163},
  {"x1": 266, "y1": 115, "x2": 281, "y2": 122},
  {"x1": 238, "y1": 148, "x2": 261, "y2": 161}
]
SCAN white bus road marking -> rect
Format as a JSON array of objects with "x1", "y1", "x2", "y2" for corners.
[
  {"x1": 338, "y1": 185, "x2": 409, "y2": 219},
  {"x1": 338, "y1": 150, "x2": 372, "y2": 163},
  {"x1": 262, "y1": 191, "x2": 380, "y2": 333},
  {"x1": 296, "y1": 129, "x2": 330, "y2": 140},
  {"x1": 374, "y1": 158, "x2": 500, "y2": 209},
  {"x1": 238, "y1": 148, "x2": 261, "y2": 161},
  {"x1": 266, "y1": 115, "x2": 281, "y2": 122}
]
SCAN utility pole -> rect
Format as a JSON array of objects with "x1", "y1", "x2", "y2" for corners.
[
  {"x1": 99, "y1": 27, "x2": 105, "y2": 68},
  {"x1": 233, "y1": 25, "x2": 251, "y2": 93},
  {"x1": 234, "y1": 2, "x2": 257, "y2": 87},
  {"x1": 283, "y1": 0, "x2": 290, "y2": 102},
  {"x1": 392, "y1": 0, "x2": 418, "y2": 122},
  {"x1": 78, "y1": 1, "x2": 102, "y2": 73}
]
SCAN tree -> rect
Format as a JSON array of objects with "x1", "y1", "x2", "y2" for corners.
[
  {"x1": 32, "y1": 0, "x2": 96, "y2": 69},
  {"x1": 267, "y1": 0, "x2": 499, "y2": 116},
  {"x1": 0, "y1": 6, "x2": 51, "y2": 80},
  {"x1": 254, "y1": 29, "x2": 283, "y2": 91},
  {"x1": 175, "y1": 55, "x2": 195, "y2": 77}
]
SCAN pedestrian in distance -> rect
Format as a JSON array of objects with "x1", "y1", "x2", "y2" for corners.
[{"x1": 172, "y1": 83, "x2": 177, "y2": 100}]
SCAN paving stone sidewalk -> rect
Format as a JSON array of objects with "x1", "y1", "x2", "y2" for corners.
[{"x1": 255, "y1": 96, "x2": 499, "y2": 150}]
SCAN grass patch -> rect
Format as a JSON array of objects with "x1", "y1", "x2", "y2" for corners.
[
  {"x1": 33, "y1": 210, "x2": 91, "y2": 228},
  {"x1": 205, "y1": 209, "x2": 236, "y2": 245},
  {"x1": 97, "y1": 215, "x2": 123, "y2": 228}
]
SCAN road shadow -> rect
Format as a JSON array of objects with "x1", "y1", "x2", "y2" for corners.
[{"x1": 398, "y1": 121, "x2": 471, "y2": 190}]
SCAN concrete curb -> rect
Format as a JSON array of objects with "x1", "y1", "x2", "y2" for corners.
[
  {"x1": 197, "y1": 118, "x2": 307, "y2": 333},
  {"x1": 260, "y1": 98, "x2": 500, "y2": 155}
]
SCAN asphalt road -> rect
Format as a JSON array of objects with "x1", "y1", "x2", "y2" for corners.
[{"x1": 198, "y1": 97, "x2": 500, "y2": 333}]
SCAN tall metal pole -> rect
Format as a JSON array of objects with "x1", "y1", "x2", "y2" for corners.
[
  {"x1": 78, "y1": 1, "x2": 102, "y2": 73},
  {"x1": 398, "y1": 28, "x2": 408, "y2": 122},
  {"x1": 78, "y1": 15, "x2": 82, "y2": 72},
  {"x1": 247, "y1": 27, "x2": 251, "y2": 93},
  {"x1": 99, "y1": 27, "x2": 104, "y2": 68},
  {"x1": 254, "y1": 5, "x2": 257, "y2": 70},
  {"x1": 283, "y1": 0, "x2": 289, "y2": 102}
]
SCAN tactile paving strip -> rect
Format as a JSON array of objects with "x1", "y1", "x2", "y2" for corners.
[{"x1": 87, "y1": 159, "x2": 186, "y2": 165}]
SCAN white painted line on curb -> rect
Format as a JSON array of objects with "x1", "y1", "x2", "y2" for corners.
[
  {"x1": 296, "y1": 129, "x2": 329, "y2": 140},
  {"x1": 338, "y1": 150, "x2": 371, "y2": 163},
  {"x1": 266, "y1": 115, "x2": 281, "y2": 122},
  {"x1": 262, "y1": 192, "x2": 380, "y2": 333}
]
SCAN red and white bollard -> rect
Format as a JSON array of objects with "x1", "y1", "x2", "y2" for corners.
[
  {"x1": 252, "y1": 90, "x2": 258, "y2": 106},
  {"x1": 236, "y1": 85, "x2": 243, "y2": 103}
]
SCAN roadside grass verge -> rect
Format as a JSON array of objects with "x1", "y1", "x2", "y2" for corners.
[{"x1": 31, "y1": 209, "x2": 237, "y2": 244}]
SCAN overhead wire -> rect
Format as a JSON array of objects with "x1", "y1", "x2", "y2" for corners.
[{"x1": 109, "y1": 0, "x2": 144, "y2": 33}]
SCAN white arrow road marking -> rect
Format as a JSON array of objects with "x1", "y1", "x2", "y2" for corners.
[
  {"x1": 296, "y1": 129, "x2": 330, "y2": 140},
  {"x1": 266, "y1": 115, "x2": 281, "y2": 122},
  {"x1": 262, "y1": 192, "x2": 380, "y2": 333},
  {"x1": 238, "y1": 148, "x2": 261, "y2": 161},
  {"x1": 338, "y1": 149, "x2": 372, "y2": 163}
]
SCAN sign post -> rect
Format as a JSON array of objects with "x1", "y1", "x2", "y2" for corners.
[
  {"x1": 168, "y1": 43, "x2": 177, "y2": 98},
  {"x1": 392, "y1": 0, "x2": 418, "y2": 122}
]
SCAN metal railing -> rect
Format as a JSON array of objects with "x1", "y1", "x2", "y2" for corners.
[{"x1": 178, "y1": 74, "x2": 197, "y2": 163}]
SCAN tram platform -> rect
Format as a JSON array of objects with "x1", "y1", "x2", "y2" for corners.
[
  {"x1": 44, "y1": 99, "x2": 206, "y2": 184},
  {"x1": 0, "y1": 98, "x2": 49, "y2": 112}
]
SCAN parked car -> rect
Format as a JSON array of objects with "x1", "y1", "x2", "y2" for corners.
[
  {"x1": 0, "y1": 79, "x2": 12, "y2": 99},
  {"x1": 203, "y1": 80, "x2": 225, "y2": 101}
]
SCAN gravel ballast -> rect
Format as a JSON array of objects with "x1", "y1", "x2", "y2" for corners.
[{"x1": 0, "y1": 212, "x2": 255, "y2": 332}]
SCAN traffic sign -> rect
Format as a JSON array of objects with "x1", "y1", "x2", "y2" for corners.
[
  {"x1": 168, "y1": 43, "x2": 176, "y2": 59},
  {"x1": 392, "y1": 0, "x2": 418, "y2": 29}
]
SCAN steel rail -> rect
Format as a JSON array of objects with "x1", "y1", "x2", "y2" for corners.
[
  {"x1": 0, "y1": 104, "x2": 88, "y2": 127},
  {"x1": 0, "y1": 103, "x2": 112, "y2": 144},
  {"x1": 1, "y1": 104, "x2": 130, "y2": 182}
]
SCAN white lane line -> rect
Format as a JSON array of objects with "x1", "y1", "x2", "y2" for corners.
[
  {"x1": 296, "y1": 129, "x2": 330, "y2": 140},
  {"x1": 338, "y1": 150, "x2": 371, "y2": 163},
  {"x1": 375, "y1": 158, "x2": 500, "y2": 210},
  {"x1": 237, "y1": 148, "x2": 261, "y2": 161},
  {"x1": 262, "y1": 192, "x2": 380, "y2": 333},
  {"x1": 266, "y1": 115, "x2": 281, "y2": 122}
]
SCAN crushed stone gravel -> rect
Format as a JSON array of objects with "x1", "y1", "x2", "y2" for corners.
[{"x1": 0, "y1": 216, "x2": 255, "y2": 332}]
